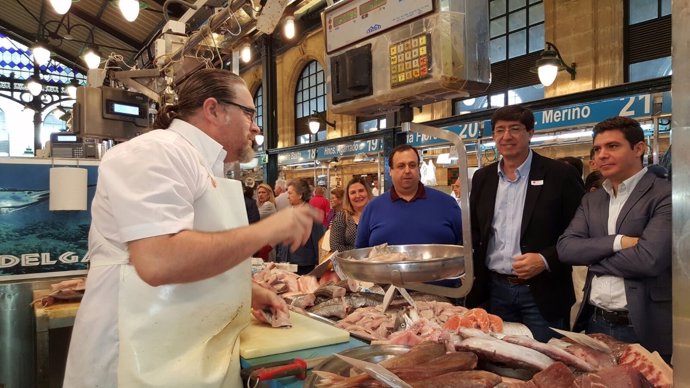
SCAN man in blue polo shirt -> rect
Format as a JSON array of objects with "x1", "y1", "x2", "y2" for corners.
[{"x1": 355, "y1": 144, "x2": 462, "y2": 248}]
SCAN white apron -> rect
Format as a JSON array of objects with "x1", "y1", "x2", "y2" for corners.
[{"x1": 91, "y1": 176, "x2": 250, "y2": 387}]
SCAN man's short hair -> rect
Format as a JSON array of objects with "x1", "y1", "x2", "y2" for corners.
[
  {"x1": 592, "y1": 116, "x2": 644, "y2": 147},
  {"x1": 491, "y1": 105, "x2": 535, "y2": 131},
  {"x1": 388, "y1": 144, "x2": 420, "y2": 168},
  {"x1": 593, "y1": 116, "x2": 645, "y2": 162}
]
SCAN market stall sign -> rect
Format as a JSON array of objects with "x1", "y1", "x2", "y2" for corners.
[
  {"x1": 277, "y1": 149, "x2": 317, "y2": 165},
  {"x1": 406, "y1": 121, "x2": 483, "y2": 147},
  {"x1": 318, "y1": 139, "x2": 382, "y2": 159},
  {"x1": 482, "y1": 91, "x2": 672, "y2": 136},
  {"x1": 1, "y1": 159, "x2": 97, "y2": 281}
]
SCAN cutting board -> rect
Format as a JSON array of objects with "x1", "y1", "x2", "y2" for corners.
[{"x1": 240, "y1": 313, "x2": 350, "y2": 359}]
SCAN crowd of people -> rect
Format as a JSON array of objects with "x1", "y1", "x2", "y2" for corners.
[
  {"x1": 63, "y1": 67, "x2": 672, "y2": 387},
  {"x1": 242, "y1": 106, "x2": 671, "y2": 362}
]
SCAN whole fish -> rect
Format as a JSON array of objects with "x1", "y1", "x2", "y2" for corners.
[
  {"x1": 458, "y1": 337, "x2": 555, "y2": 371},
  {"x1": 501, "y1": 335, "x2": 596, "y2": 372}
]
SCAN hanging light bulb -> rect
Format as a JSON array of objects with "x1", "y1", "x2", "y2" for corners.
[
  {"x1": 283, "y1": 16, "x2": 296, "y2": 40},
  {"x1": 26, "y1": 75, "x2": 43, "y2": 96},
  {"x1": 32, "y1": 44, "x2": 51, "y2": 66},
  {"x1": 49, "y1": 0, "x2": 72, "y2": 15},
  {"x1": 240, "y1": 42, "x2": 252, "y2": 63},
  {"x1": 255, "y1": 134, "x2": 265, "y2": 146},
  {"x1": 119, "y1": 0, "x2": 140, "y2": 22},
  {"x1": 66, "y1": 79, "x2": 80, "y2": 99},
  {"x1": 83, "y1": 48, "x2": 101, "y2": 69}
]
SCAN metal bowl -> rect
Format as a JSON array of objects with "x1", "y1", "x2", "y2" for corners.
[
  {"x1": 333, "y1": 244, "x2": 465, "y2": 284},
  {"x1": 304, "y1": 345, "x2": 410, "y2": 388}
]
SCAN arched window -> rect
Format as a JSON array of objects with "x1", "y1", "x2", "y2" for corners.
[
  {"x1": 0, "y1": 108, "x2": 8, "y2": 156},
  {"x1": 453, "y1": 0, "x2": 545, "y2": 114},
  {"x1": 294, "y1": 60, "x2": 326, "y2": 144}
]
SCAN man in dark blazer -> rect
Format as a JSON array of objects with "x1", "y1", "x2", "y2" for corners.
[
  {"x1": 466, "y1": 105, "x2": 584, "y2": 342},
  {"x1": 557, "y1": 116, "x2": 671, "y2": 360}
]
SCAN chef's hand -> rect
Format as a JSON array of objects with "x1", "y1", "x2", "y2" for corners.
[
  {"x1": 261, "y1": 206, "x2": 322, "y2": 252},
  {"x1": 251, "y1": 282, "x2": 288, "y2": 314},
  {"x1": 512, "y1": 253, "x2": 546, "y2": 279}
]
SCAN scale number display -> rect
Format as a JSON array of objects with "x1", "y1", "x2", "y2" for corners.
[
  {"x1": 324, "y1": 0, "x2": 434, "y2": 53},
  {"x1": 389, "y1": 33, "x2": 432, "y2": 88}
]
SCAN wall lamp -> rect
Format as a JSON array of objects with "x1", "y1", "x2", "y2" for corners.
[
  {"x1": 308, "y1": 111, "x2": 336, "y2": 133},
  {"x1": 533, "y1": 41, "x2": 576, "y2": 87}
]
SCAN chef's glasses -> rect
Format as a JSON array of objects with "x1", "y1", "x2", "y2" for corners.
[{"x1": 218, "y1": 99, "x2": 257, "y2": 123}]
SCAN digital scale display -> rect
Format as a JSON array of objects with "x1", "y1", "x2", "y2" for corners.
[
  {"x1": 105, "y1": 99, "x2": 144, "y2": 118},
  {"x1": 112, "y1": 102, "x2": 141, "y2": 117},
  {"x1": 333, "y1": 8, "x2": 358, "y2": 28},
  {"x1": 325, "y1": 0, "x2": 433, "y2": 53},
  {"x1": 52, "y1": 134, "x2": 78, "y2": 143},
  {"x1": 359, "y1": 0, "x2": 386, "y2": 15}
]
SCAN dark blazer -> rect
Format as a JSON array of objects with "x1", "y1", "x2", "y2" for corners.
[
  {"x1": 557, "y1": 171, "x2": 672, "y2": 356},
  {"x1": 466, "y1": 152, "x2": 584, "y2": 322}
]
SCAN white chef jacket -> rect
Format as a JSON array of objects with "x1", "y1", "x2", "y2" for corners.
[{"x1": 63, "y1": 119, "x2": 227, "y2": 387}]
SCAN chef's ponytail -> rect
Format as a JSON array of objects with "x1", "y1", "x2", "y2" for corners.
[{"x1": 152, "y1": 103, "x2": 179, "y2": 129}]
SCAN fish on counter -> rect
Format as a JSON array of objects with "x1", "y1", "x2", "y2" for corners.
[
  {"x1": 500, "y1": 335, "x2": 596, "y2": 372},
  {"x1": 458, "y1": 336, "x2": 556, "y2": 371},
  {"x1": 251, "y1": 308, "x2": 291, "y2": 328},
  {"x1": 32, "y1": 277, "x2": 86, "y2": 307}
]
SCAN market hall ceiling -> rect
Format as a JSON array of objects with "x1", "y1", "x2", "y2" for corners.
[{"x1": 0, "y1": 0, "x2": 326, "y2": 73}]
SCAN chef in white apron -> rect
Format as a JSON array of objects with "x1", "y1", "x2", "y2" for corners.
[{"x1": 64, "y1": 69, "x2": 321, "y2": 388}]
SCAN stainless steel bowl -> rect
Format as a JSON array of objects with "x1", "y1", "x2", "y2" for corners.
[
  {"x1": 333, "y1": 244, "x2": 465, "y2": 285},
  {"x1": 303, "y1": 345, "x2": 410, "y2": 387}
]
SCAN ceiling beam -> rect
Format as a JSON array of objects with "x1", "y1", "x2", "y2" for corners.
[
  {"x1": 0, "y1": 21, "x2": 87, "y2": 72},
  {"x1": 69, "y1": 6, "x2": 144, "y2": 49}
]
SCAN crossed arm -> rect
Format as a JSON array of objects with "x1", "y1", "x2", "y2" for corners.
[{"x1": 557, "y1": 194, "x2": 671, "y2": 279}]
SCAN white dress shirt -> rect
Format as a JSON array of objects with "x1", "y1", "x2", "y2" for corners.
[{"x1": 589, "y1": 167, "x2": 648, "y2": 311}]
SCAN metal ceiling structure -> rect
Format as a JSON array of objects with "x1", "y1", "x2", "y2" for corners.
[
  {"x1": 0, "y1": 0, "x2": 191, "y2": 72},
  {"x1": 0, "y1": 0, "x2": 328, "y2": 73}
]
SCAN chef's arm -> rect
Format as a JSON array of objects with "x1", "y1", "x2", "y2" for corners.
[{"x1": 128, "y1": 206, "x2": 322, "y2": 286}]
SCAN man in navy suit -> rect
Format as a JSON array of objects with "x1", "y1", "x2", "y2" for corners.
[
  {"x1": 466, "y1": 105, "x2": 584, "y2": 342},
  {"x1": 558, "y1": 116, "x2": 671, "y2": 359}
]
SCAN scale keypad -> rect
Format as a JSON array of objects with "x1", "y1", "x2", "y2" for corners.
[{"x1": 389, "y1": 33, "x2": 432, "y2": 88}]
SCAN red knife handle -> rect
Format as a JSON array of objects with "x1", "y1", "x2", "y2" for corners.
[{"x1": 252, "y1": 358, "x2": 307, "y2": 381}]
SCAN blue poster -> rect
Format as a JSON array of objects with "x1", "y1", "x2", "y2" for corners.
[{"x1": 0, "y1": 159, "x2": 98, "y2": 280}]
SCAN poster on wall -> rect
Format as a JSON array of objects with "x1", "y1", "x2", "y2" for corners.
[{"x1": 0, "y1": 158, "x2": 98, "y2": 281}]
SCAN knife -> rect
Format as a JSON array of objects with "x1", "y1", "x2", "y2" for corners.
[
  {"x1": 242, "y1": 356, "x2": 330, "y2": 386},
  {"x1": 334, "y1": 354, "x2": 413, "y2": 388}
]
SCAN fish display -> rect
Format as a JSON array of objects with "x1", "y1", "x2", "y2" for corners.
[{"x1": 252, "y1": 264, "x2": 673, "y2": 387}]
